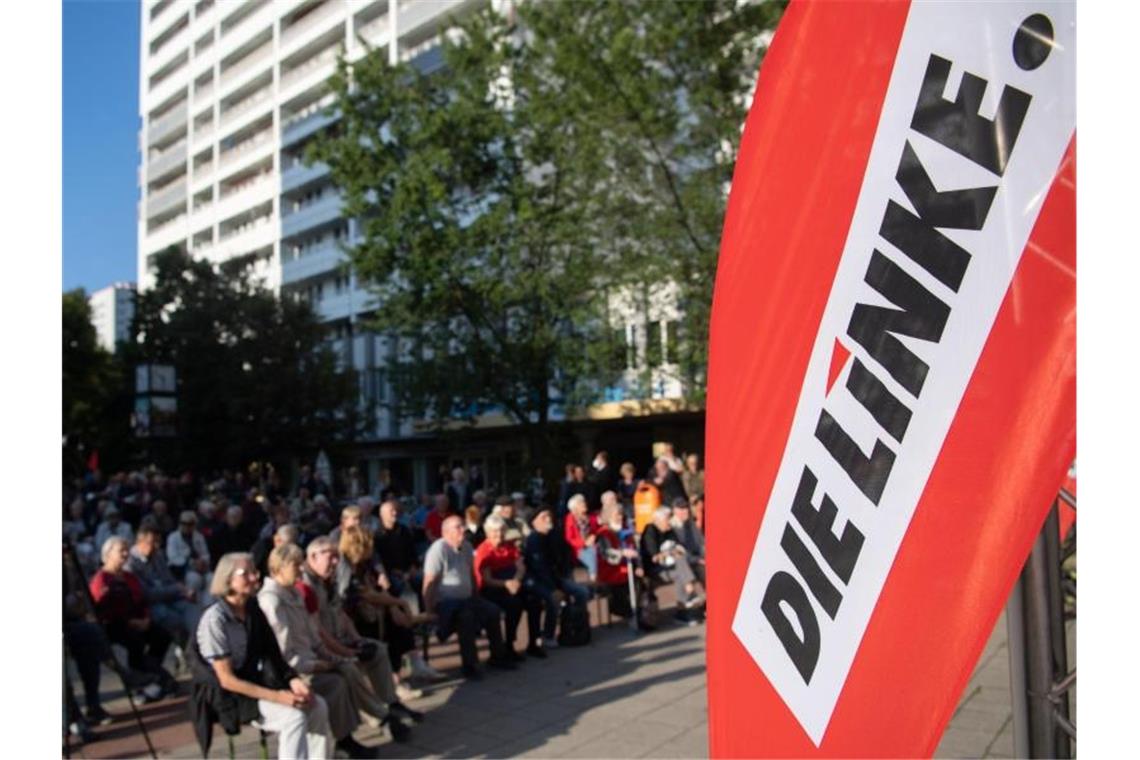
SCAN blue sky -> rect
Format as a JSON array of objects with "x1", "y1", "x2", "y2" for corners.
[{"x1": 63, "y1": 0, "x2": 140, "y2": 294}]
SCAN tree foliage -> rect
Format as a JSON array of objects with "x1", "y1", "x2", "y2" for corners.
[
  {"x1": 309, "y1": 0, "x2": 784, "y2": 451},
  {"x1": 126, "y1": 248, "x2": 360, "y2": 474},
  {"x1": 63, "y1": 289, "x2": 128, "y2": 477}
]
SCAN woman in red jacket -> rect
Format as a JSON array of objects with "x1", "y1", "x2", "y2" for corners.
[
  {"x1": 89, "y1": 536, "x2": 179, "y2": 697},
  {"x1": 563, "y1": 494, "x2": 599, "y2": 582}
]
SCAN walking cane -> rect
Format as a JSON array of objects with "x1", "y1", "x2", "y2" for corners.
[{"x1": 620, "y1": 528, "x2": 639, "y2": 634}]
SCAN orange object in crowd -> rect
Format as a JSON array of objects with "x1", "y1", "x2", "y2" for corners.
[{"x1": 633, "y1": 482, "x2": 660, "y2": 535}]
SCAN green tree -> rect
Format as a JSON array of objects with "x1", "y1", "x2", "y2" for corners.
[
  {"x1": 63, "y1": 289, "x2": 128, "y2": 478},
  {"x1": 310, "y1": 0, "x2": 784, "y2": 463},
  {"x1": 127, "y1": 248, "x2": 360, "y2": 475}
]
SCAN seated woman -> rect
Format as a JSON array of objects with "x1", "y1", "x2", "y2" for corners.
[
  {"x1": 563, "y1": 495, "x2": 600, "y2": 583},
  {"x1": 639, "y1": 507, "x2": 706, "y2": 625},
  {"x1": 474, "y1": 515, "x2": 531, "y2": 661},
  {"x1": 594, "y1": 502, "x2": 639, "y2": 618},
  {"x1": 337, "y1": 527, "x2": 420, "y2": 697},
  {"x1": 192, "y1": 552, "x2": 333, "y2": 760},
  {"x1": 89, "y1": 536, "x2": 179, "y2": 699},
  {"x1": 259, "y1": 544, "x2": 401, "y2": 753}
]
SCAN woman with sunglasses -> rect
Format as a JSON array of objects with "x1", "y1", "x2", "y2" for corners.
[{"x1": 191, "y1": 552, "x2": 333, "y2": 759}]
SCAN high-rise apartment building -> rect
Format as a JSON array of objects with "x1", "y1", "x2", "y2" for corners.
[
  {"x1": 137, "y1": 0, "x2": 696, "y2": 492},
  {"x1": 88, "y1": 282, "x2": 137, "y2": 353}
]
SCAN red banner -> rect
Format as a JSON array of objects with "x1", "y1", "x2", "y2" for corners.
[{"x1": 706, "y1": 1, "x2": 1075, "y2": 755}]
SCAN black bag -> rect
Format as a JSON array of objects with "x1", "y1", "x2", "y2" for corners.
[
  {"x1": 606, "y1": 585, "x2": 633, "y2": 618},
  {"x1": 557, "y1": 602, "x2": 592, "y2": 646}
]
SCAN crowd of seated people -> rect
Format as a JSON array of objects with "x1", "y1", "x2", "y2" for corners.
[{"x1": 62, "y1": 448, "x2": 707, "y2": 753}]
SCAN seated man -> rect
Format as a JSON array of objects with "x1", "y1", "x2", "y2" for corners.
[
  {"x1": 422, "y1": 516, "x2": 515, "y2": 679},
  {"x1": 640, "y1": 507, "x2": 705, "y2": 624},
  {"x1": 259, "y1": 544, "x2": 402, "y2": 753},
  {"x1": 522, "y1": 508, "x2": 589, "y2": 651},
  {"x1": 127, "y1": 522, "x2": 200, "y2": 651},
  {"x1": 93, "y1": 504, "x2": 134, "y2": 556},
  {"x1": 167, "y1": 511, "x2": 213, "y2": 601},
  {"x1": 299, "y1": 537, "x2": 427, "y2": 713},
  {"x1": 670, "y1": 498, "x2": 705, "y2": 585}
]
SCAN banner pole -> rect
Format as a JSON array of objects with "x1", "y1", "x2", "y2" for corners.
[
  {"x1": 1006, "y1": 576, "x2": 1030, "y2": 758},
  {"x1": 1023, "y1": 512, "x2": 1057, "y2": 758}
]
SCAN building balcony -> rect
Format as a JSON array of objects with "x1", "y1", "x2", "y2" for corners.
[
  {"x1": 215, "y1": 176, "x2": 275, "y2": 223},
  {"x1": 398, "y1": 0, "x2": 464, "y2": 38},
  {"x1": 316, "y1": 290, "x2": 355, "y2": 322},
  {"x1": 281, "y1": 104, "x2": 338, "y2": 147},
  {"x1": 217, "y1": 129, "x2": 274, "y2": 173},
  {"x1": 146, "y1": 140, "x2": 187, "y2": 183},
  {"x1": 220, "y1": 0, "x2": 276, "y2": 51},
  {"x1": 192, "y1": 120, "x2": 215, "y2": 149},
  {"x1": 147, "y1": 180, "x2": 188, "y2": 219},
  {"x1": 281, "y1": 191, "x2": 343, "y2": 238},
  {"x1": 281, "y1": 239, "x2": 347, "y2": 285},
  {"x1": 280, "y1": 47, "x2": 341, "y2": 101},
  {"x1": 219, "y1": 87, "x2": 273, "y2": 132},
  {"x1": 281, "y1": 158, "x2": 329, "y2": 193},
  {"x1": 356, "y1": 13, "x2": 389, "y2": 48},
  {"x1": 219, "y1": 43, "x2": 274, "y2": 99},
  {"x1": 147, "y1": 101, "x2": 188, "y2": 147},
  {"x1": 143, "y1": 214, "x2": 190, "y2": 253},
  {"x1": 281, "y1": 1, "x2": 346, "y2": 57},
  {"x1": 216, "y1": 213, "x2": 277, "y2": 258},
  {"x1": 148, "y1": 66, "x2": 190, "y2": 112}
]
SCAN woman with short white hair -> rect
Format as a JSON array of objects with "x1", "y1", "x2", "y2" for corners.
[
  {"x1": 193, "y1": 552, "x2": 333, "y2": 759},
  {"x1": 88, "y1": 536, "x2": 180, "y2": 699},
  {"x1": 474, "y1": 515, "x2": 530, "y2": 660}
]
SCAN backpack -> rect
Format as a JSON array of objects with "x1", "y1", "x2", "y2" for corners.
[{"x1": 557, "y1": 602, "x2": 592, "y2": 646}]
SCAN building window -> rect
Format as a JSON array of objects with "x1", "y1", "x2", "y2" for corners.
[
  {"x1": 647, "y1": 320, "x2": 663, "y2": 368},
  {"x1": 664, "y1": 319, "x2": 679, "y2": 365}
]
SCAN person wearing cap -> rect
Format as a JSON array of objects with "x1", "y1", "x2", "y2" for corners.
[
  {"x1": 670, "y1": 497, "x2": 705, "y2": 586},
  {"x1": 168, "y1": 510, "x2": 213, "y2": 600},
  {"x1": 523, "y1": 508, "x2": 589, "y2": 651}
]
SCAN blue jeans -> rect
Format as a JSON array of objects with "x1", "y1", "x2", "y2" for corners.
[{"x1": 577, "y1": 547, "x2": 598, "y2": 580}]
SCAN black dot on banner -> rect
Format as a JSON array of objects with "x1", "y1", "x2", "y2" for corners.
[{"x1": 1013, "y1": 13, "x2": 1055, "y2": 71}]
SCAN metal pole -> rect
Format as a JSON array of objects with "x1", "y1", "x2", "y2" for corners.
[
  {"x1": 1023, "y1": 513, "x2": 1056, "y2": 758},
  {"x1": 1006, "y1": 576, "x2": 1031, "y2": 758},
  {"x1": 1042, "y1": 503, "x2": 1071, "y2": 758}
]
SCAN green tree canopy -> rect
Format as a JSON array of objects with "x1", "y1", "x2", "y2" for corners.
[
  {"x1": 309, "y1": 0, "x2": 784, "y2": 459},
  {"x1": 127, "y1": 248, "x2": 360, "y2": 475},
  {"x1": 63, "y1": 289, "x2": 126, "y2": 478}
]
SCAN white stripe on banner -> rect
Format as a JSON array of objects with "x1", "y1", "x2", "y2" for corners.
[{"x1": 731, "y1": 1, "x2": 1075, "y2": 745}]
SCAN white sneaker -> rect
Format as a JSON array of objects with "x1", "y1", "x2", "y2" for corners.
[
  {"x1": 408, "y1": 654, "x2": 446, "y2": 682},
  {"x1": 683, "y1": 591, "x2": 707, "y2": 609},
  {"x1": 541, "y1": 637, "x2": 560, "y2": 649},
  {"x1": 395, "y1": 682, "x2": 424, "y2": 701}
]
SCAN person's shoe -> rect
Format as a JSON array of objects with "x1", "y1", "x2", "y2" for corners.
[
  {"x1": 389, "y1": 702, "x2": 424, "y2": 723},
  {"x1": 110, "y1": 664, "x2": 156, "y2": 690},
  {"x1": 137, "y1": 683, "x2": 164, "y2": 704},
  {"x1": 683, "y1": 591, "x2": 707, "y2": 609},
  {"x1": 526, "y1": 643, "x2": 548, "y2": 659},
  {"x1": 395, "y1": 682, "x2": 423, "y2": 701},
  {"x1": 541, "y1": 637, "x2": 560, "y2": 649},
  {"x1": 68, "y1": 720, "x2": 96, "y2": 744},
  {"x1": 507, "y1": 648, "x2": 526, "y2": 663},
  {"x1": 408, "y1": 654, "x2": 446, "y2": 682},
  {"x1": 335, "y1": 735, "x2": 378, "y2": 757},
  {"x1": 487, "y1": 656, "x2": 518, "y2": 671},
  {"x1": 385, "y1": 716, "x2": 412, "y2": 744},
  {"x1": 673, "y1": 610, "x2": 699, "y2": 627},
  {"x1": 460, "y1": 665, "x2": 484, "y2": 681},
  {"x1": 85, "y1": 706, "x2": 114, "y2": 726}
]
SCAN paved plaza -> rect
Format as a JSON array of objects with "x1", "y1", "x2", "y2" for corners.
[{"x1": 67, "y1": 601, "x2": 1057, "y2": 759}]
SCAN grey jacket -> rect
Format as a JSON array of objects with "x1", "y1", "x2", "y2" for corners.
[
  {"x1": 126, "y1": 546, "x2": 183, "y2": 604},
  {"x1": 257, "y1": 577, "x2": 326, "y2": 674}
]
